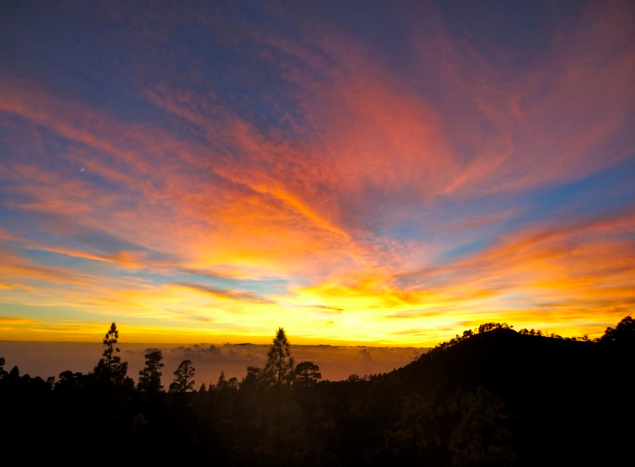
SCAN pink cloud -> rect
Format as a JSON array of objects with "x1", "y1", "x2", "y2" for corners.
[{"x1": 402, "y1": 1, "x2": 635, "y2": 197}]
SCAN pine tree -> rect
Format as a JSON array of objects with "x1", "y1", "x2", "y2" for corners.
[
  {"x1": 293, "y1": 361, "x2": 321, "y2": 387},
  {"x1": 241, "y1": 366, "x2": 262, "y2": 391},
  {"x1": 138, "y1": 349, "x2": 164, "y2": 393},
  {"x1": 217, "y1": 370, "x2": 228, "y2": 390},
  {"x1": 93, "y1": 322, "x2": 130, "y2": 388},
  {"x1": 263, "y1": 327, "x2": 295, "y2": 385},
  {"x1": 169, "y1": 359, "x2": 195, "y2": 393}
]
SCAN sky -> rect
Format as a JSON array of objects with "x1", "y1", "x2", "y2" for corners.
[{"x1": 0, "y1": 0, "x2": 634, "y2": 347}]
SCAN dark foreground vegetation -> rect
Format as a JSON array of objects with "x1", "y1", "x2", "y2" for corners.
[{"x1": 2, "y1": 317, "x2": 634, "y2": 466}]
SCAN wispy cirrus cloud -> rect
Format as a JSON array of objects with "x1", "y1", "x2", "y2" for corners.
[{"x1": 175, "y1": 282, "x2": 274, "y2": 304}]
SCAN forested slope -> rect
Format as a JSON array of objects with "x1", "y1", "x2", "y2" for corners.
[{"x1": 1, "y1": 319, "x2": 633, "y2": 466}]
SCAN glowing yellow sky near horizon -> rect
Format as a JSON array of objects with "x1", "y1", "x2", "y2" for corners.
[{"x1": 0, "y1": 1, "x2": 634, "y2": 347}]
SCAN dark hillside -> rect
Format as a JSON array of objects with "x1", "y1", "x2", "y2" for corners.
[
  {"x1": 393, "y1": 328, "x2": 634, "y2": 465},
  {"x1": 1, "y1": 320, "x2": 633, "y2": 466},
  {"x1": 395, "y1": 329, "x2": 602, "y2": 401}
]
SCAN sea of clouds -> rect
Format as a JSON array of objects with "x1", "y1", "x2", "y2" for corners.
[{"x1": 0, "y1": 341, "x2": 427, "y2": 386}]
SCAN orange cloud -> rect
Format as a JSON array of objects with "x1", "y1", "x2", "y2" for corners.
[{"x1": 391, "y1": 208, "x2": 635, "y2": 336}]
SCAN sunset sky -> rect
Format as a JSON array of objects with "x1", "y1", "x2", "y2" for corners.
[{"x1": 1, "y1": 0, "x2": 634, "y2": 347}]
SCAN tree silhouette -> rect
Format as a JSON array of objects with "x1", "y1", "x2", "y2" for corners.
[
  {"x1": 263, "y1": 327, "x2": 295, "y2": 386},
  {"x1": 217, "y1": 370, "x2": 228, "y2": 390},
  {"x1": 0, "y1": 356, "x2": 6, "y2": 379},
  {"x1": 386, "y1": 392, "x2": 436, "y2": 461},
  {"x1": 448, "y1": 387, "x2": 516, "y2": 466},
  {"x1": 93, "y1": 322, "x2": 131, "y2": 388},
  {"x1": 56, "y1": 370, "x2": 85, "y2": 392},
  {"x1": 169, "y1": 359, "x2": 195, "y2": 393},
  {"x1": 241, "y1": 365, "x2": 263, "y2": 391},
  {"x1": 293, "y1": 361, "x2": 321, "y2": 387},
  {"x1": 478, "y1": 322, "x2": 512, "y2": 334},
  {"x1": 138, "y1": 349, "x2": 164, "y2": 393},
  {"x1": 600, "y1": 316, "x2": 635, "y2": 347}
]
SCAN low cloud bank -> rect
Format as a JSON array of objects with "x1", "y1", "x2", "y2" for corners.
[{"x1": 0, "y1": 342, "x2": 426, "y2": 384}]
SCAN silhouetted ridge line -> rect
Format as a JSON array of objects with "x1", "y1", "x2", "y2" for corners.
[{"x1": 1, "y1": 317, "x2": 633, "y2": 466}]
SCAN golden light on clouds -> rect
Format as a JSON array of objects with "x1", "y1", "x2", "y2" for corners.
[{"x1": 0, "y1": 1, "x2": 634, "y2": 346}]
